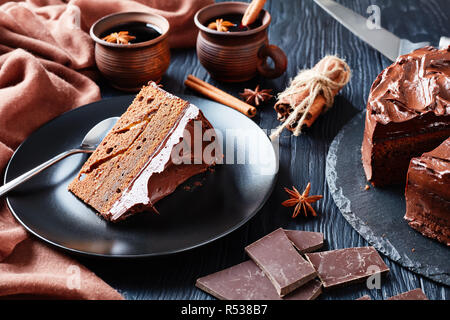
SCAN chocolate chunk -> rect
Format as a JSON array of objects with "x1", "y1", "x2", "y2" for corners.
[
  {"x1": 387, "y1": 289, "x2": 428, "y2": 300},
  {"x1": 356, "y1": 295, "x2": 372, "y2": 300},
  {"x1": 284, "y1": 230, "x2": 324, "y2": 253},
  {"x1": 196, "y1": 260, "x2": 322, "y2": 300},
  {"x1": 305, "y1": 247, "x2": 389, "y2": 289},
  {"x1": 245, "y1": 228, "x2": 317, "y2": 296}
]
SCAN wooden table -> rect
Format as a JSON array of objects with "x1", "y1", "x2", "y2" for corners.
[{"x1": 78, "y1": 0, "x2": 450, "y2": 300}]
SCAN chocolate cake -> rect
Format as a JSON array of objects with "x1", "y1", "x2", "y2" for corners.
[
  {"x1": 404, "y1": 138, "x2": 450, "y2": 246},
  {"x1": 362, "y1": 46, "x2": 450, "y2": 187},
  {"x1": 69, "y1": 82, "x2": 219, "y2": 222}
]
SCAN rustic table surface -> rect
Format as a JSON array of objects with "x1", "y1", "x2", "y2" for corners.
[{"x1": 77, "y1": 0, "x2": 450, "y2": 300}]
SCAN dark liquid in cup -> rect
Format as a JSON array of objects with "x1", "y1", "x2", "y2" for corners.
[
  {"x1": 206, "y1": 14, "x2": 263, "y2": 32},
  {"x1": 101, "y1": 21, "x2": 161, "y2": 43}
]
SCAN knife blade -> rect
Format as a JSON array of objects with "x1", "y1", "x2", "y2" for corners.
[{"x1": 313, "y1": 0, "x2": 437, "y2": 61}]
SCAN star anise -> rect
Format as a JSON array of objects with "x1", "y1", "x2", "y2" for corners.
[
  {"x1": 282, "y1": 183, "x2": 323, "y2": 218},
  {"x1": 240, "y1": 85, "x2": 273, "y2": 106},
  {"x1": 207, "y1": 19, "x2": 235, "y2": 32},
  {"x1": 102, "y1": 31, "x2": 136, "y2": 44}
]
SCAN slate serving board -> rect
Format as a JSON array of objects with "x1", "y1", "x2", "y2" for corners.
[{"x1": 326, "y1": 111, "x2": 450, "y2": 286}]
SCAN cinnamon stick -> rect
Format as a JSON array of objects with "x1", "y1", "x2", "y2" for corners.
[
  {"x1": 185, "y1": 75, "x2": 257, "y2": 118},
  {"x1": 242, "y1": 0, "x2": 267, "y2": 27}
]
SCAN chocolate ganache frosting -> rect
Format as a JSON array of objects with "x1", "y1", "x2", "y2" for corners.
[{"x1": 367, "y1": 46, "x2": 450, "y2": 126}]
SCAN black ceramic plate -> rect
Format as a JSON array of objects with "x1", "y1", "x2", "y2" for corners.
[
  {"x1": 326, "y1": 111, "x2": 450, "y2": 286},
  {"x1": 4, "y1": 95, "x2": 278, "y2": 258}
]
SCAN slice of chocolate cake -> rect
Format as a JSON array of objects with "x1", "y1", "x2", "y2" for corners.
[
  {"x1": 69, "y1": 82, "x2": 219, "y2": 222},
  {"x1": 404, "y1": 138, "x2": 450, "y2": 246},
  {"x1": 362, "y1": 46, "x2": 450, "y2": 187}
]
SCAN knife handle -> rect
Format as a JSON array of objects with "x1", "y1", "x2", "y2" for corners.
[{"x1": 439, "y1": 37, "x2": 450, "y2": 49}]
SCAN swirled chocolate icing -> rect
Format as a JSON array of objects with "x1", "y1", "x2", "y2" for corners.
[
  {"x1": 367, "y1": 46, "x2": 450, "y2": 125},
  {"x1": 362, "y1": 46, "x2": 450, "y2": 186}
]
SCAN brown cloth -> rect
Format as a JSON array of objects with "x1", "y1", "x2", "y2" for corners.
[
  {"x1": 0, "y1": 49, "x2": 122, "y2": 299},
  {"x1": 0, "y1": 0, "x2": 213, "y2": 300}
]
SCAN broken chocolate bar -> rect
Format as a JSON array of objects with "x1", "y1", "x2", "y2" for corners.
[
  {"x1": 284, "y1": 230, "x2": 324, "y2": 253},
  {"x1": 245, "y1": 228, "x2": 317, "y2": 296},
  {"x1": 196, "y1": 260, "x2": 322, "y2": 300},
  {"x1": 387, "y1": 289, "x2": 428, "y2": 300},
  {"x1": 305, "y1": 247, "x2": 389, "y2": 289}
]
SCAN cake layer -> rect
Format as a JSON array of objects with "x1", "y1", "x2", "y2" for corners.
[
  {"x1": 362, "y1": 127, "x2": 449, "y2": 186},
  {"x1": 69, "y1": 82, "x2": 217, "y2": 221},
  {"x1": 362, "y1": 46, "x2": 450, "y2": 187},
  {"x1": 404, "y1": 138, "x2": 450, "y2": 245}
]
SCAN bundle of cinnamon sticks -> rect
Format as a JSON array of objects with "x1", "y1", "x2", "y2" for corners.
[{"x1": 272, "y1": 56, "x2": 351, "y2": 137}]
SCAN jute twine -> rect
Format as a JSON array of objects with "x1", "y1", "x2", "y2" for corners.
[{"x1": 270, "y1": 56, "x2": 351, "y2": 140}]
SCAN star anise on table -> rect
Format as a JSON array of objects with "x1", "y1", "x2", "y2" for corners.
[
  {"x1": 282, "y1": 183, "x2": 323, "y2": 218},
  {"x1": 102, "y1": 31, "x2": 136, "y2": 44},
  {"x1": 240, "y1": 85, "x2": 273, "y2": 106},
  {"x1": 207, "y1": 19, "x2": 235, "y2": 32}
]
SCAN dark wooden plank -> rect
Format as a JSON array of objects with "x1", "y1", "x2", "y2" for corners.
[{"x1": 78, "y1": 0, "x2": 450, "y2": 300}]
